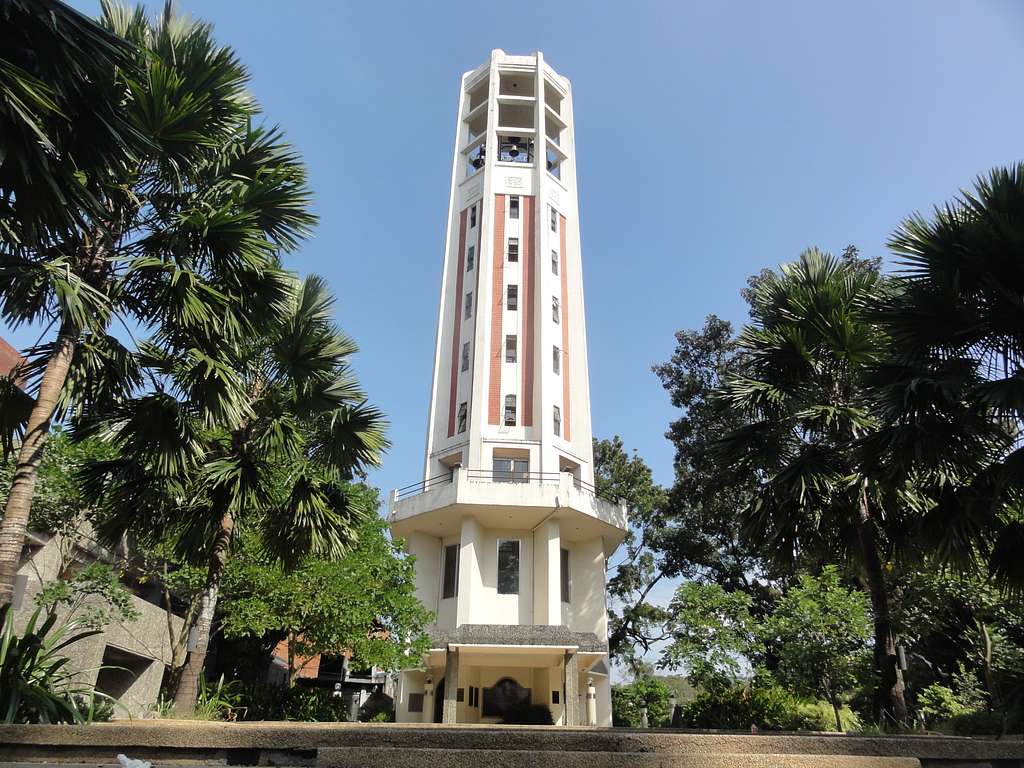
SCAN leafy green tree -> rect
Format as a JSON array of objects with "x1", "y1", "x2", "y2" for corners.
[
  {"x1": 611, "y1": 674, "x2": 672, "y2": 728},
  {"x1": 716, "y1": 248, "x2": 910, "y2": 725},
  {"x1": 595, "y1": 436, "x2": 669, "y2": 667},
  {"x1": 34, "y1": 561, "x2": 139, "y2": 631},
  {"x1": 0, "y1": 2, "x2": 311, "y2": 607},
  {"x1": 220, "y1": 515, "x2": 431, "y2": 684},
  {"x1": 762, "y1": 567, "x2": 872, "y2": 732},
  {"x1": 661, "y1": 582, "x2": 756, "y2": 693},
  {"x1": 84, "y1": 275, "x2": 388, "y2": 711}
]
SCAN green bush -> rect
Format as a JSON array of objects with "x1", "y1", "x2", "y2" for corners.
[
  {"x1": 0, "y1": 606, "x2": 103, "y2": 724},
  {"x1": 679, "y1": 677, "x2": 857, "y2": 732},
  {"x1": 612, "y1": 676, "x2": 671, "y2": 727},
  {"x1": 232, "y1": 682, "x2": 352, "y2": 722}
]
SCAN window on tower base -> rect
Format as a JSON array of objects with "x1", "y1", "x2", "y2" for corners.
[
  {"x1": 509, "y1": 196, "x2": 520, "y2": 219},
  {"x1": 507, "y1": 237, "x2": 518, "y2": 262},
  {"x1": 552, "y1": 296, "x2": 560, "y2": 323},
  {"x1": 457, "y1": 402, "x2": 467, "y2": 433},
  {"x1": 553, "y1": 405, "x2": 561, "y2": 437},
  {"x1": 503, "y1": 394, "x2": 516, "y2": 426}
]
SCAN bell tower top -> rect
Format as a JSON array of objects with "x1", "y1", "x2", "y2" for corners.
[{"x1": 417, "y1": 50, "x2": 594, "y2": 487}]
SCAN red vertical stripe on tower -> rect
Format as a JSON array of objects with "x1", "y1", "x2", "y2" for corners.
[
  {"x1": 446, "y1": 209, "x2": 468, "y2": 437},
  {"x1": 488, "y1": 195, "x2": 506, "y2": 425},
  {"x1": 559, "y1": 214, "x2": 571, "y2": 441},
  {"x1": 521, "y1": 196, "x2": 535, "y2": 427}
]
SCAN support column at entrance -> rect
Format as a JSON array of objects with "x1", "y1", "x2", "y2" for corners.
[
  {"x1": 442, "y1": 648, "x2": 459, "y2": 724},
  {"x1": 563, "y1": 651, "x2": 580, "y2": 726}
]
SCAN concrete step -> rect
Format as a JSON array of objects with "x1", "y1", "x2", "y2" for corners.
[{"x1": 316, "y1": 747, "x2": 920, "y2": 768}]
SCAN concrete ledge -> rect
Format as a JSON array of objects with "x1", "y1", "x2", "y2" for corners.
[
  {"x1": 317, "y1": 747, "x2": 922, "y2": 768},
  {"x1": 0, "y1": 722, "x2": 1020, "y2": 767}
]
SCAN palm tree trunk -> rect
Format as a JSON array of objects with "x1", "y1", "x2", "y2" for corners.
[
  {"x1": 173, "y1": 509, "x2": 234, "y2": 713},
  {"x1": 0, "y1": 322, "x2": 77, "y2": 606},
  {"x1": 854, "y1": 481, "x2": 907, "y2": 728}
]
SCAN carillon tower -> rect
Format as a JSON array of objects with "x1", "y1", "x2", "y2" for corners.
[{"x1": 390, "y1": 50, "x2": 627, "y2": 727}]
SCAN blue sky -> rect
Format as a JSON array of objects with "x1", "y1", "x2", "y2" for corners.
[{"x1": 15, "y1": 0, "x2": 1024, "y2": 506}]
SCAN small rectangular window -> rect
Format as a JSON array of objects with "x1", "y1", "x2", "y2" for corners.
[
  {"x1": 550, "y1": 207, "x2": 558, "y2": 232},
  {"x1": 443, "y1": 543, "x2": 460, "y2": 599},
  {"x1": 552, "y1": 690, "x2": 560, "y2": 705},
  {"x1": 467, "y1": 244, "x2": 475, "y2": 271},
  {"x1": 551, "y1": 249, "x2": 559, "y2": 275},
  {"x1": 504, "y1": 394, "x2": 516, "y2": 426},
  {"x1": 457, "y1": 688, "x2": 465, "y2": 702},
  {"x1": 505, "y1": 334, "x2": 517, "y2": 363},
  {"x1": 510, "y1": 196, "x2": 520, "y2": 219},
  {"x1": 494, "y1": 457, "x2": 529, "y2": 482},
  {"x1": 507, "y1": 284, "x2": 518, "y2": 311},
  {"x1": 507, "y1": 237, "x2": 519, "y2": 262},
  {"x1": 457, "y1": 402, "x2": 467, "y2": 433},
  {"x1": 497, "y1": 539, "x2": 520, "y2": 594},
  {"x1": 560, "y1": 547, "x2": 570, "y2": 603},
  {"x1": 552, "y1": 296, "x2": 560, "y2": 323},
  {"x1": 408, "y1": 693, "x2": 424, "y2": 713},
  {"x1": 465, "y1": 292, "x2": 473, "y2": 319},
  {"x1": 461, "y1": 342, "x2": 470, "y2": 372},
  {"x1": 553, "y1": 405, "x2": 561, "y2": 437},
  {"x1": 553, "y1": 346, "x2": 560, "y2": 374},
  {"x1": 470, "y1": 204, "x2": 477, "y2": 228}
]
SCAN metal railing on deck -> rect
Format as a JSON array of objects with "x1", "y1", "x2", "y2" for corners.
[
  {"x1": 395, "y1": 472, "x2": 453, "y2": 500},
  {"x1": 464, "y1": 469, "x2": 562, "y2": 485},
  {"x1": 392, "y1": 468, "x2": 626, "y2": 508}
]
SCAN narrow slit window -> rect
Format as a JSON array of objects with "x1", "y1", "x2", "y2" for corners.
[
  {"x1": 551, "y1": 249, "x2": 558, "y2": 275},
  {"x1": 552, "y1": 296, "x2": 560, "y2": 323},
  {"x1": 467, "y1": 244, "x2": 475, "y2": 271},
  {"x1": 507, "y1": 284, "x2": 518, "y2": 311},
  {"x1": 553, "y1": 346, "x2": 560, "y2": 374},
  {"x1": 465, "y1": 292, "x2": 473, "y2": 319},
  {"x1": 553, "y1": 405, "x2": 561, "y2": 437},
  {"x1": 510, "y1": 196, "x2": 520, "y2": 219},
  {"x1": 505, "y1": 334, "x2": 517, "y2": 363},
  {"x1": 560, "y1": 547, "x2": 570, "y2": 603},
  {"x1": 504, "y1": 394, "x2": 516, "y2": 426},
  {"x1": 550, "y1": 207, "x2": 558, "y2": 232},
  {"x1": 461, "y1": 342, "x2": 470, "y2": 372},
  {"x1": 470, "y1": 204, "x2": 477, "y2": 228},
  {"x1": 442, "y1": 543, "x2": 460, "y2": 599},
  {"x1": 497, "y1": 539, "x2": 520, "y2": 595},
  {"x1": 507, "y1": 237, "x2": 519, "y2": 262},
  {"x1": 457, "y1": 402, "x2": 467, "y2": 433}
]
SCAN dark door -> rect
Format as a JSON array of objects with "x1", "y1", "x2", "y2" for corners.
[{"x1": 434, "y1": 678, "x2": 445, "y2": 723}]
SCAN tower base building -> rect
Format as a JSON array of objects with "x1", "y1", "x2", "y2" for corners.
[{"x1": 390, "y1": 50, "x2": 627, "y2": 727}]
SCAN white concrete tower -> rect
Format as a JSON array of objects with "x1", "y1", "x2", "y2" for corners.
[{"x1": 389, "y1": 50, "x2": 627, "y2": 727}]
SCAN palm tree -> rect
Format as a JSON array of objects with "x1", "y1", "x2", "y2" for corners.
[
  {"x1": 716, "y1": 249, "x2": 910, "y2": 726},
  {"x1": 82, "y1": 275, "x2": 388, "y2": 711},
  {"x1": 0, "y1": 3, "x2": 312, "y2": 605},
  {"x1": 874, "y1": 165, "x2": 1024, "y2": 590}
]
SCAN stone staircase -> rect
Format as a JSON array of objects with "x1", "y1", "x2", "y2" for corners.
[{"x1": 0, "y1": 722, "x2": 1021, "y2": 768}]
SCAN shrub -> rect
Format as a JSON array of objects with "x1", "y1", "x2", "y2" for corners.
[
  {"x1": 612, "y1": 676, "x2": 671, "y2": 727},
  {"x1": 232, "y1": 682, "x2": 352, "y2": 722},
  {"x1": 0, "y1": 606, "x2": 102, "y2": 724},
  {"x1": 679, "y1": 677, "x2": 857, "y2": 732}
]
